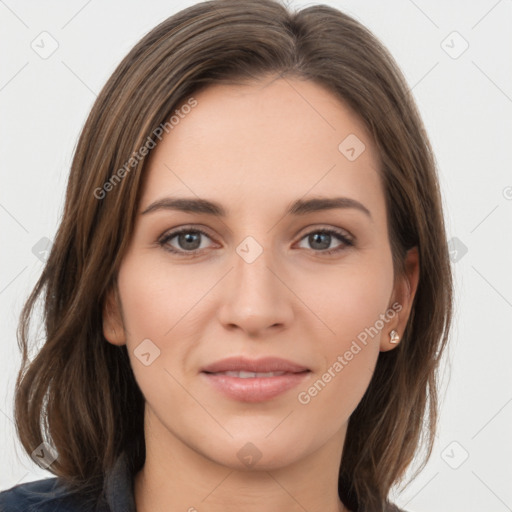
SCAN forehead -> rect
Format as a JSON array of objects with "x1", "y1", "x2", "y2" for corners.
[{"x1": 140, "y1": 77, "x2": 385, "y2": 219}]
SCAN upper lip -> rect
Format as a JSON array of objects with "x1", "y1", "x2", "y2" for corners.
[{"x1": 201, "y1": 356, "x2": 309, "y2": 374}]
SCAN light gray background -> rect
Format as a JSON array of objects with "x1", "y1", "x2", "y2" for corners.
[{"x1": 1, "y1": 1, "x2": 511, "y2": 510}]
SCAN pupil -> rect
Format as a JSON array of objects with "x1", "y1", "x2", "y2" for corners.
[
  {"x1": 311, "y1": 232, "x2": 330, "y2": 250},
  {"x1": 180, "y1": 232, "x2": 200, "y2": 250}
]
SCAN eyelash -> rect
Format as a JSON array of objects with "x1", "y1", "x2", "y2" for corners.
[{"x1": 158, "y1": 226, "x2": 354, "y2": 258}]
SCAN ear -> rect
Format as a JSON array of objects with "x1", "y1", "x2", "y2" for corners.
[
  {"x1": 102, "y1": 285, "x2": 127, "y2": 346},
  {"x1": 380, "y1": 246, "x2": 420, "y2": 352}
]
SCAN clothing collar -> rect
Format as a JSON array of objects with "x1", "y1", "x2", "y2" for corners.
[{"x1": 102, "y1": 451, "x2": 137, "y2": 512}]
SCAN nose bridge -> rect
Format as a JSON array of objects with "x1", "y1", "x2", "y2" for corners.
[
  {"x1": 233, "y1": 234, "x2": 280, "y2": 305},
  {"x1": 217, "y1": 233, "x2": 292, "y2": 334},
  {"x1": 239, "y1": 238, "x2": 272, "y2": 282}
]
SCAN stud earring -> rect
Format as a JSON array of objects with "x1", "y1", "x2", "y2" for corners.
[{"x1": 389, "y1": 330, "x2": 400, "y2": 344}]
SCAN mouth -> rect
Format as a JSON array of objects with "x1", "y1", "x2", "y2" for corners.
[
  {"x1": 205, "y1": 370, "x2": 291, "y2": 378},
  {"x1": 200, "y1": 356, "x2": 311, "y2": 402}
]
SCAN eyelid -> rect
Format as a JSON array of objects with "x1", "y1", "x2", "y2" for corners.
[{"x1": 295, "y1": 223, "x2": 354, "y2": 242}]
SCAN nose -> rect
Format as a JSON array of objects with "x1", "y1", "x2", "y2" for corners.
[{"x1": 217, "y1": 243, "x2": 294, "y2": 337}]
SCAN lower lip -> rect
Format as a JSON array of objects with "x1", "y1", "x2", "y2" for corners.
[{"x1": 201, "y1": 371, "x2": 310, "y2": 402}]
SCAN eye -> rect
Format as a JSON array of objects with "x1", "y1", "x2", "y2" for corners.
[
  {"x1": 158, "y1": 227, "x2": 215, "y2": 256},
  {"x1": 158, "y1": 226, "x2": 354, "y2": 257},
  {"x1": 296, "y1": 228, "x2": 354, "y2": 255}
]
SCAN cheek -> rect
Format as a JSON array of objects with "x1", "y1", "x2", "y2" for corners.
[
  {"x1": 292, "y1": 259, "x2": 393, "y2": 411},
  {"x1": 296, "y1": 342, "x2": 379, "y2": 439},
  {"x1": 117, "y1": 256, "x2": 197, "y2": 341},
  {"x1": 297, "y1": 254, "x2": 394, "y2": 347},
  {"x1": 297, "y1": 270, "x2": 392, "y2": 424},
  {"x1": 116, "y1": 255, "x2": 211, "y2": 382},
  {"x1": 116, "y1": 259, "x2": 191, "y2": 409}
]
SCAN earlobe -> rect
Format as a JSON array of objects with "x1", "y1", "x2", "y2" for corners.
[
  {"x1": 102, "y1": 287, "x2": 126, "y2": 346},
  {"x1": 380, "y1": 246, "x2": 420, "y2": 352}
]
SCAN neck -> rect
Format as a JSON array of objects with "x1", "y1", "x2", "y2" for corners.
[{"x1": 134, "y1": 409, "x2": 349, "y2": 512}]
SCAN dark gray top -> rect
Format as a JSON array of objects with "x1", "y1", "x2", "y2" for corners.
[
  {"x1": 0, "y1": 452, "x2": 407, "y2": 511},
  {"x1": 0, "y1": 452, "x2": 135, "y2": 512}
]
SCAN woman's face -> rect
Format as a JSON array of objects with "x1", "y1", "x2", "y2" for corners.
[{"x1": 104, "y1": 76, "x2": 417, "y2": 470}]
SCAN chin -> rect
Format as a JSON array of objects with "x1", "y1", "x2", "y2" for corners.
[{"x1": 201, "y1": 437, "x2": 305, "y2": 472}]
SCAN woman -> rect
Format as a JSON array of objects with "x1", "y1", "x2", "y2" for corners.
[{"x1": 0, "y1": 0, "x2": 453, "y2": 510}]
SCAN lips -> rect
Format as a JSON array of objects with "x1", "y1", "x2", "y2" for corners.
[
  {"x1": 201, "y1": 356, "x2": 309, "y2": 374},
  {"x1": 200, "y1": 356, "x2": 310, "y2": 402},
  {"x1": 214, "y1": 370, "x2": 287, "y2": 378}
]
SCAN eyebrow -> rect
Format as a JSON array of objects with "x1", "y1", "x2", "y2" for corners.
[{"x1": 141, "y1": 196, "x2": 372, "y2": 219}]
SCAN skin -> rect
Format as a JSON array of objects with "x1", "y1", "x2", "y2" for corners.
[{"x1": 103, "y1": 75, "x2": 419, "y2": 512}]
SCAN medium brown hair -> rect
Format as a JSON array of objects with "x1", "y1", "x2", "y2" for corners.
[{"x1": 13, "y1": 1, "x2": 453, "y2": 510}]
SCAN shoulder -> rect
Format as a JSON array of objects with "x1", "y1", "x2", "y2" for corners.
[
  {"x1": 0, "y1": 477, "x2": 60, "y2": 512},
  {"x1": 0, "y1": 477, "x2": 105, "y2": 512}
]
